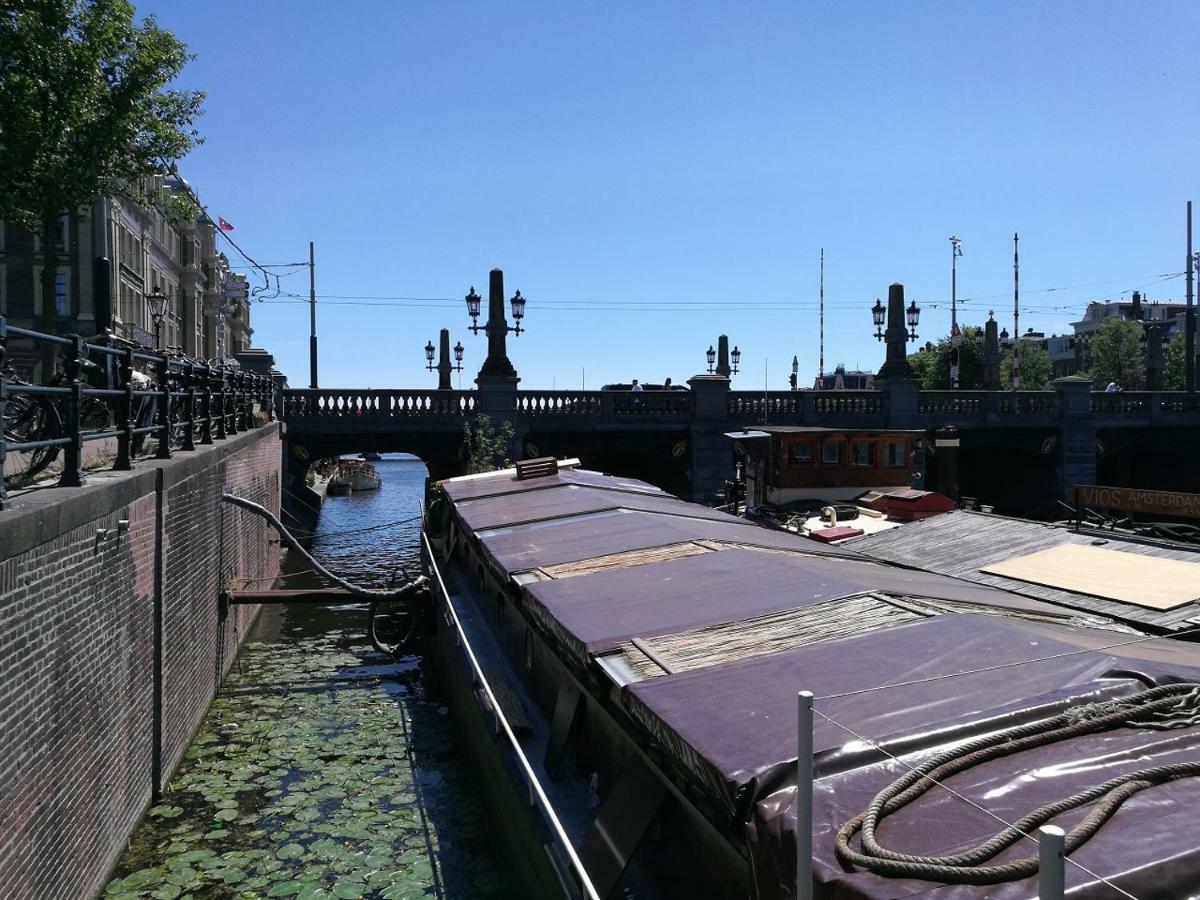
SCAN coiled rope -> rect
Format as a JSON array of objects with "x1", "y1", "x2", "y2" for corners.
[{"x1": 835, "y1": 682, "x2": 1200, "y2": 885}]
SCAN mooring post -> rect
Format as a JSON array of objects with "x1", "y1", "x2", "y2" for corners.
[
  {"x1": 1038, "y1": 825, "x2": 1065, "y2": 900},
  {"x1": 796, "y1": 690, "x2": 814, "y2": 900}
]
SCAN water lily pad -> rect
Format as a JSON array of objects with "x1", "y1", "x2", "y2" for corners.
[
  {"x1": 267, "y1": 882, "x2": 303, "y2": 898},
  {"x1": 214, "y1": 808, "x2": 239, "y2": 822},
  {"x1": 331, "y1": 882, "x2": 363, "y2": 899},
  {"x1": 151, "y1": 885, "x2": 182, "y2": 900},
  {"x1": 276, "y1": 843, "x2": 305, "y2": 860}
]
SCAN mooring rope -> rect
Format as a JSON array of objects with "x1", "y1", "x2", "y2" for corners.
[
  {"x1": 221, "y1": 493, "x2": 427, "y2": 600},
  {"x1": 833, "y1": 682, "x2": 1200, "y2": 886}
]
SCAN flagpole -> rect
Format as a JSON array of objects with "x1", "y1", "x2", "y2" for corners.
[{"x1": 309, "y1": 241, "x2": 318, "y2": 389}]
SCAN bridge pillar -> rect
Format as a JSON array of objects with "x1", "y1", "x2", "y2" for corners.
[
  {"x1": 687, "y1": 374, "x2": 732, "y2": 504},
  {"x1": 474, "y1": 374, "x2": 523, "y2": 463},
  {"x1": 877, "y1": 376, "x2": 920, "y2": 429},
  {"x1": 1053, "y1": 376, "x2": 1096, "y2": 499}
]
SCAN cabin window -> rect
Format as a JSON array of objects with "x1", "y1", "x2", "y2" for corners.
[
  {"x1": 821, "y1": 442, "x2": 840, "y2": 465},
  {"x1": 788, "y1": 442, "x2": 812, "y2": 464},
  {"x1": 851, "y1": 441, "x2": 873, "y2": 467},
  {"x1": 882, "y1": 440, "x2": 907, "y2": 467}
]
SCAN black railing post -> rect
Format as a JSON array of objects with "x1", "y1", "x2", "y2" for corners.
[
  {"x1": 214, "y1": 365, "x2": 227, "y2": 440},
  {"x1": 114, "y1": 346, "x2": 134, "y2": 471},
  {"x1": 0, "y1": 315, "x2": 8, "y2": 510},
  {"x1": 226, "y1": 369, "x2": 239, "y2": 436},
  {"x1": 155, "y1": 354, "x2": 171, "y2": 459},
  {"x1": 181, "y1": 362, "x2": 195, "y2": 452},
  {"x1": 57, "y1": 334, "x2": 86, "y2": 488},
  {"x1": 199, "y1": 362, "x2": 213, "y2": 445}
]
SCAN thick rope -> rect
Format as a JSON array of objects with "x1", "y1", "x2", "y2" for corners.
[
  {"x1": 835, "y1": 682, "x2": 1200, "y2": 884},
  {"x1": 221, "y1": 493, "x2": 427, "y2": 600}
]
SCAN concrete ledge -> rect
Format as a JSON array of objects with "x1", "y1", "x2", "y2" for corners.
[{"x1": 0, "y1": 423, "x2": 281, "y2": 563}]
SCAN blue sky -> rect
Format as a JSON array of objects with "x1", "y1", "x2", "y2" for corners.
[{"x1": 140, "y1": 1, "x2": 1199, "y2": 389}]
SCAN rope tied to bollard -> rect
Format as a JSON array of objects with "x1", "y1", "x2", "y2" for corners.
[{"x1": 833, "y1": 682, "x2": 1200, "y2": 886}]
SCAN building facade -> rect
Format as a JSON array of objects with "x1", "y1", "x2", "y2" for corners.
[
  {"x1": 1, "y1": 174, "x2": 252, "y2": 377},
  {"x1": 1044, "y1": 292, "x2": 1188, "y2": 378}
]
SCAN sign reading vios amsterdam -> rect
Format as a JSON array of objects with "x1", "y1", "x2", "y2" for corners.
[{"x1": 1072, "y1": 485, "x2": 1200, "y2": 520}]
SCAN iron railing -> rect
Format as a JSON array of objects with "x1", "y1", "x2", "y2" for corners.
[{"x1": 0, "y1": 316, "x2": 275, "y2": 509}]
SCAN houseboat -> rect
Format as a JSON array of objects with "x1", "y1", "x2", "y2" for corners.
[{"x1": 422, "y1": 457, "x2": 1200, "y2": 899}]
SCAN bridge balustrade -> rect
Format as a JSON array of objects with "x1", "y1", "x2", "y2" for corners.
[
  {"x1": 610, "y1": 390, "x2": 694, "y2": 417},
  {"x1": 728, "y1": 390, "x2": 883, "y2": 423},
  {"x1": 516, "y1": 390, "x2": 602, "y2": 417},
  {"x1": 283, "y1": 389, "x2": 476, "y2": 419}
]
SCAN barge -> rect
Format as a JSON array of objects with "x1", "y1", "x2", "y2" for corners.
[{"x1": 421, "y1": 457, "x2": 1200, "y2": 898}]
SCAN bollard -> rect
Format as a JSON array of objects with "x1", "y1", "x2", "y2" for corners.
[
  {"x1": 796, "y1": 690, "x2": 814, "y2": 900},
  {"x1": 1038, "y1": 825, "x2": 1065, "y2": 900}
]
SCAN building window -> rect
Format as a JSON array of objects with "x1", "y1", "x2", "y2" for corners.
[
  {"x1": 882, "y1": 440, "x2": 907, "y2": 467},
  {"x1": 851, "y1": 441, "x2": 873, "y2": 467},
  {"x1": 821, "y1": 442, "x2": 841, "y2": 466},
  {"x1": 33, "y1": 266, "x2": 70, "y2": 317},
  {"x1": 33, "y1": 214, "x2": 68, "y2": 252},
  {"x1": 788, "y1": 442, "x2": 812, "y2": 465}
]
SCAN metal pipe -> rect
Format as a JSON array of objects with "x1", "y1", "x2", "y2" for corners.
[
  {"x1": 796, "y1": 690, "x2": 815, "y2": 900},
  {"x1": 1038, "y1": 825, "x2": 1065, "y2": 899}
]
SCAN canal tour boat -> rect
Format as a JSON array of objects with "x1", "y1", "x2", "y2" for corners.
[
  {"x1": 421, "y1": 457, "x2": 1200, "y2": 899},
  {"x1": 327, "y1": 458, "x2": 382, "y2": 494}
]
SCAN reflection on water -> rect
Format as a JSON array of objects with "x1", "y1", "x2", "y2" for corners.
[{"x1": 107, "y1": 456, "x2": 512, "y2": 899}]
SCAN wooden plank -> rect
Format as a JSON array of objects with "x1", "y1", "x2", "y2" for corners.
[
  {"x1": 539, "y1": 541, "x2": 713, "y2": 579},
  {"x1": 981, "y1": 544, "x2": 1200, "y2": 610}
]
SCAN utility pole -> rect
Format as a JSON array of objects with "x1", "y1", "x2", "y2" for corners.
[
  {"x1": 1012, "y1": 232, "x2": 1020, "y2": 391},
  {"x1": 818, "y1": 248, "x2": 825, "y2": 389},
  {"x1": 949, "y1": 236, "x2": 963, "y2": 388},
  {"x1": 308, "y1": 241, "x2": 318, "y2": 389},
  {"x1": 1187, "y1": 202, "x2": 1195, "y2": 393}
]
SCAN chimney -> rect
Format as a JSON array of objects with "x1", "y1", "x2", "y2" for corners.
[{"x1": 1131, "y1": 291, "x2": 1143, "y2": 321}]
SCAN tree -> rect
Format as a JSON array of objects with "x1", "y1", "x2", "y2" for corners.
[
  {"x1": 1086, "y1": 318, "x2": 1145, "y2": 390},
  {"x1": 1001, "y1": 340, "x2": 1051, "y2": 390},
  {"x1": 1163, "y1": 331, "x2": 1187, "y2": 391},
  {"x1": 906, "y1": 326, "x2": 986, "y2": 390},
  {"x1": 463, "y1": 414, "x2": 515, "y2": 474},
  {"x1": 0, "y1": 1, "x2": 204, "y2": 357}
]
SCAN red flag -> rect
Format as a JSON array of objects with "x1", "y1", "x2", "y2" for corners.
[{"x1": 218, "y1": 216, "x2": 234, "y2": 232}]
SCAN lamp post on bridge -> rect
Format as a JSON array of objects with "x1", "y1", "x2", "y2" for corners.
[
  {"x1": 706, "y1": 336, "x2": 741, "y2": 376},
  {"x1": 873, "y1": 284, "x2": 920, "y2": 380},
  {"x1": 466, "y1": 268, "x2": 526, "y2": 384},
  {"x1": 424, "y1": 329, "x2": 464, "y2": 390}
]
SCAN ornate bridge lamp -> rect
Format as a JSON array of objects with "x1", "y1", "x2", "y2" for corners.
[
  {"x1": 424, "y1": 329, "x2": 464, "y2": 390},
  {"x1": 147, "y1": 287, "x2": 168, "y2": 350},
  {"x1": 706, "y1": 336, "x2": 741, "y2": 376},
  {"x1": 873, "y1": 284, "x2": 920, "y2": 379},
  {"x1": 465, "y1": 269, "x2": 526, "y2": 383}
]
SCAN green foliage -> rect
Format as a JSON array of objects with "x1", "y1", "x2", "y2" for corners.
[
  {"x1": 906, "y1": 326, "x2": 987, "y2": 389},
  {"x1": 1086, "y1": 318, "x2": 1145, "y2": 390},
  {"x1": 1164, "y1": 331, "x2": 1187, "y2": 391},
  {"x1": 462, "y1": 414, "x2": 514, "y2": 474},
  {"x1": 1001, "y1": 340, "x2": 1051, "y2": 390},
  {"x1": 0, "y1": 0, "x2": 205, "y2": 338}
]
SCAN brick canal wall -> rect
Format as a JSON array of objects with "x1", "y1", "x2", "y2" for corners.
[{"x1": 0, "y1": 424, "x2": 282, "y2": 900}]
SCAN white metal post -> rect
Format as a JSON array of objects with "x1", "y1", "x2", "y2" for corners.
[
  {"x1": 796, "y1": 690, "x2": 814, "y2": 900},
  {"x1": 1038, "y1": 825, "x2": 1065, "y2": 900}
]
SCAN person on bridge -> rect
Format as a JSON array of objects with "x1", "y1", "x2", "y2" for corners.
[
  {"x1": 663, "y1": 378, "x2": 673, "y2": 390},
  {"x1": 1106, "y1": 381, "x2": 1120, "y2": 392},
  {"x1": 631, "y1": 379, "x2": 644, "y2": 392}
]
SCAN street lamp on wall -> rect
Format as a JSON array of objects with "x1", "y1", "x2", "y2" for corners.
[
  {"x1": 706, "y1": 345, "x2": 716, "y2": 373},
  {"x1": 147, "y1": 287, "x2": 167, "y2": 350},
  {"x1": 906, "y1": 298, "x2": 921, "y2": 341},
  {"x1": 731, "y1": 345, "x2": 741, "y2": 375},
  {"x1": 465, "y1": 286, "x2": 482, "y2": 327}
]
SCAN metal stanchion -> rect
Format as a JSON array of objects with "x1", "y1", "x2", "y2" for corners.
[
  {"x1": 797, "y1": 690, "x2": 814, "y2": 900},
  {"x1": 1038, "y1": 825, "x2": 1065, "y2": 900}
]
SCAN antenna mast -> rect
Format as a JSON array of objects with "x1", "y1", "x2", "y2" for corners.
[
  {"x1": 1012, "y1": 232, "x2": 1021, "y2": 390},
  {"x1": 819, "y1": 248, "x2": 825, "y2": 388}
]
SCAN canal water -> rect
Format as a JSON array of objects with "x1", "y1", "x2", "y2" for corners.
[{"x1": 105, "y1": 456, "x2": 513, "y2": 900}]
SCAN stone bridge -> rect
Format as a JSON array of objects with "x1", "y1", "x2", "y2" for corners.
[{"x1": 280, "y1": 376, "x2": 1200, "y2": 508}]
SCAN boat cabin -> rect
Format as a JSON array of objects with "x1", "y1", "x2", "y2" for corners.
[{"x1": 727, "y1": 426, "x2": 925, "y2": 508}]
